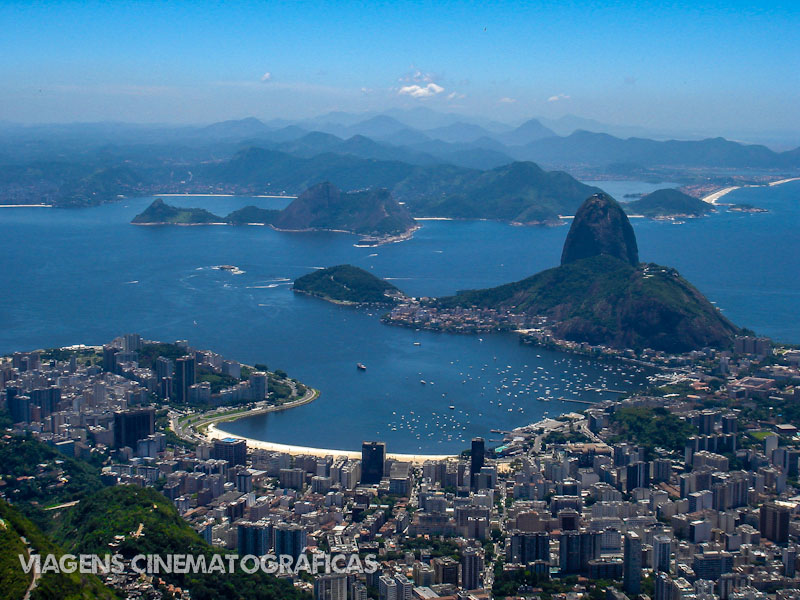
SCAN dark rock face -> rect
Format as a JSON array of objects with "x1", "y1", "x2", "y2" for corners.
[
  {"x1": 561, "y1": 193, "x2": 639, "y2": 266},
  {"x1": 272, "y1": 181, "x2": 416, "y2": 237}
]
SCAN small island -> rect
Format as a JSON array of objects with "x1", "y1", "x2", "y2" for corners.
[
  {"x1": 728, "y1": 203, "x2": 768, "y2": 213},
  {"x1": 131, "y1": 198, "x2": 225, "y2": 225},
  {"x1": 132, "y1": 182, "x2": 419, "y2": 245},
  {"x1": 623, "y1": 188, "x2": 714, "y2": 219},
  {"x1": 293, "y1": 264, "x2": 404, "y2": 305}
]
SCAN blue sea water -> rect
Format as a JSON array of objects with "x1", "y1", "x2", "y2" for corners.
[{"x1": 0, "y1": 181, "x2": 798, "y2": 453}]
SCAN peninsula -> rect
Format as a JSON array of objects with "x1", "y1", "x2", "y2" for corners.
[
  {"x1": 623, "y1": 188, "x2": 715, "y2": 219},
  {"x1": 293, "y1": 264, "x2": 404, "y2": 305}
]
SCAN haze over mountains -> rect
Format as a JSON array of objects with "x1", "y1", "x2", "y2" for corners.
[{"x1": 1, "y1": 108, "x2": 798, "y2": 212}]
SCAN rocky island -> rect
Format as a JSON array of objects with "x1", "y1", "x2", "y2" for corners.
[
  {"x1": 131, "y1": 182, "x2": 418, "y2": 244},
  {"x1": 272, "y1": 182, "x2": 418, "y2": 243},
  {"x1": 293, "y1": 264, "x2": 403, "y2": 305},
  {"x1": 623, "y1": 188, "x2": 714, "y2": 219},
  {"x1": 131, "y1": 198, "x2": 225, "y2": 225}
]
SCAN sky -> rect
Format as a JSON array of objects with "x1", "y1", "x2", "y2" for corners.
[{"x1": 1, "y1": 0, "x2": 799, "y2": 137}]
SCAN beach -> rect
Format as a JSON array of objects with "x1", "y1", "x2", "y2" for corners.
[
  {"x1": 702, "y1": 176, "x2": 800, "y2": 204},
  {"x1": 206, "y1": 423, "x2": 455, "y2": 463}
]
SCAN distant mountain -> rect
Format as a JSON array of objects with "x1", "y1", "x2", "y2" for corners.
[
  {"x1": 437, "y1": 193, "x2": 739, "y2": 352},
  {"x1": 345, "y1": 115, "x2": 410, "y2": 139},
  {"x1": 495, "y1": 118, "x2": 557, "y2": 146},
  {"x1": 294, "y1": 264, "x2": 401, "y2": 304},
  {"x1": 204, "y1": 147, "x2": 596, "y2": 224},
  {"x1": 225, "y1": 205, "x2": 280, "y2": 224},
  {"x1": 274, "y1": 132, "x2": 441, "y2": 166},
  {"x1": 273, "y1": 181, "x2": 417, "y2": 238},
  {"x1": 519, "y1": 130, "x2": 800, "y2": 169},
  {"x1": 537, "y1": 114, "x2": 653, "y2": 138},
  {"x1": 198, "y1": 117, "x2": 273, "y2": 139},
  {"x1": 561, "y1": 193, "x2": 639, "y2": 266},
  {"x1": 131, "y1": 198, "x2": 223, "y2": 224},
  {"x1": 205, "y1": 146, "x2": 418, "y2": 192},
  {"x1": 625, "y1": 188, "x2": 714, "y2": 218},
  {"x1": 396, "y1": 161, "x2": 603, "y2": 224},
  {"x1": 424, "y1": 122, "x2": 494, "y2": 143}
]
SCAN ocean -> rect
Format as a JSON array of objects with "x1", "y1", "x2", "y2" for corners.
[{"x1": 1, "y1": 179, "x2": 798, "y2": 453}]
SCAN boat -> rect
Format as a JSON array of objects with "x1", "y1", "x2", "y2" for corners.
[
  {"x1": 413, "y1": 342, "x2": 421, "y2": 346},
  {"x1": 420, "y1": 380, "x2": 426, "y2": 384},
  {"x1": 449, "y1": 405, "x2": 455, "y2": 410},
  {"x1": 356, "y1": 363, "x2": 367, "y2": 371}
]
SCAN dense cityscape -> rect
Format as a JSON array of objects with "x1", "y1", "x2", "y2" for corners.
[{"x1": 2, "y1": 332, "x2": 800, "y2": 600}]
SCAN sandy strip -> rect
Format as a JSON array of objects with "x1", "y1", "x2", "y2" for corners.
[
  {"x1": 0, "y1": 204, "x2": 52, "y2": 208},
  {"x1": 768, "y1": 177, "x2": 800, "y2": 186},
  {"x1": 206, "y1": 423, "x2": 455, "y2": 463},
  {"x1": 702, "y1": 186, "x2": 741, "y2": 205}
]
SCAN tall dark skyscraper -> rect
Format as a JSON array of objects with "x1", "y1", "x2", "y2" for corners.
[
  {"x1": 470, "y1": 437, "x2": 485, "y2": 488},
  {"x1": 623, "y1": 532, "x2": 642, "y2": 596},
  {"x1": 274, "y1": 522, "x2": 307, "y2": 560},
  {"x1": 113, "y1": 408, "x2": 155, "y2": 449},
  {"x1": 212, "y1": 437, "x2": 247, "y2": 467},
  {"x1": 361, "y1": 441, "x2": 386, "y2": 485},
  {"x1": 760, "y1": 501, "x2": 791, "y2": 543},
  {"x1": 626, "y1": 461, "x2": 650, "y2": 492},
  {"x1": 461, "y1": 546, "x2": 483, "y2": 591},
  {"x1": 237, "y1": 521, "x2": 272, "y2": 556},
  {"x1": 174, "y1": 355, "x2": 196, "y2": 403}
]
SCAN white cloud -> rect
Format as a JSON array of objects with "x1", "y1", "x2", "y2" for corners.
[
  {"x1": 498, "y1": 97, "x2": 516, "y2": 103},
  {"x1": 398, "y1": 82, "x2": 445, "y2": 98},
  {"x1": 260, "y1": 72, "x2": 272, "y2": 82},
  {"x1": 400, "y1": 69, "x2": 437, "y2": 84},
  {"x1": 447, "y1": 91, "x2": 465, "y2": 101},
  {"x1": 547, "y1": 93, "x2": 570, "y2": 102}
]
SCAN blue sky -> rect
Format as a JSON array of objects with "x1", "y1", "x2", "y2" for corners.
[{"x1": 1, "y1": 1, "x2": 798, "y2": 135}]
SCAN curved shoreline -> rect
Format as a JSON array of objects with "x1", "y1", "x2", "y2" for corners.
[
  {"x1": 702, "y1": 177, "x2": 800, "y2": 205},
  {"x1": 181, "y1": 388, "x2": 456, "y2": 463}
]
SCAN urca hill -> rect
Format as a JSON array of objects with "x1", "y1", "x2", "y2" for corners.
[{"x1": 437, "y1": 193, "x2": 740, "y2": 352}]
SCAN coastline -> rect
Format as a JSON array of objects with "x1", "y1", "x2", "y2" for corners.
[
  {"x1": 702, "y1": 176, "x2": 800, "y2": 204},
  {"x1": 179, "y1": 386, "x2": 456, "y2": 462},
  {"x1": 0, "y1": 204, "x2": 53, "y2": 208},
  {"x1": 206, "y1": 423, "x2": 455, "y2": 462}
]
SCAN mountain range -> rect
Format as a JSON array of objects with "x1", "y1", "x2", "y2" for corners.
[{"x1": 2, "y1": 110, "x2": 799, "y2": 210}]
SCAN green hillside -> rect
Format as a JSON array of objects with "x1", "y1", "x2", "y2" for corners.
[
  {"x1": 294, "y1": 264, "x2": 401, "y2": 304},
  {"x1": 624, "y1": 188, "x2": 713, "y2": 218},
  {"x1": 438, "y1": 254, "x2": 739, "y2": 352},
  {"x1": 56, "y1": 486, "x2": 307, "y2": 600},
  {"x1": 0, "y1": 499, "x2": 117, "y2": 600},
  {"x1": 225, "y1": 205, "x2": 280, "y2": 224},
  {"x1": 0, "y1": 435, "x2": 106, "y2": 531},
  {"x1": 131, "y1": 198, "x2": 223, "y2": 224}
]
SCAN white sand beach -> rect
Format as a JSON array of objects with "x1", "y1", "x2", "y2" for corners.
[{"x1": 206, "y1": 422, "x2": 455, "y2": 463}]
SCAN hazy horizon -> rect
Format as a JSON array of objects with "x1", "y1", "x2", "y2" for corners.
[{"x1": 2, "y1": 1, "x2": 799, "y2": 146}]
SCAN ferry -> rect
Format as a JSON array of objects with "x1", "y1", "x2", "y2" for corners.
[{"x1": 356, "y1": 363, "x2": 367, "y2": 371}]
